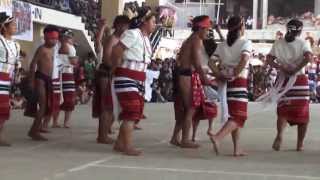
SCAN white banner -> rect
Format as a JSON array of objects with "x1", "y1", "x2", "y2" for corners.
[
  {"x1": 12, "y1": 0, "x2": 33, "y2": 41},
  {"x1": 0, "y1": 0, "x2": 12, "y2": 16}
]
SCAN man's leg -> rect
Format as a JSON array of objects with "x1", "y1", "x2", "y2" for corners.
[
  {"x1": 28, "y1": 80, "x2": 48, "y2": 141},
  {"x1": 179, "y1": 76, "x2": 199, "y2": 148},
  {"x1": 97, "y1": 111, "x2": 114, "y2": 144},
  {"x1": 181, "y1": 107, "x2": 199, "y2": 148},
  {"x1": 42, "y1": 116, "x2": 50, "y2": 129},
  {"x1": 272, "y1": 117, "x2": 287, "y2": 151},
  {"x1": 98, "y1": 77, "x2": 114, "y2": 142},
  {"x1": 107, "y1": 114, "x2": 115, "y2": 134},
  {"x1": 40, "y1": 115, "x2": 51, "y2": 133},
  {"x1": 170, "y1": 116, "x2": 183, "y2": 146},
  {"x1": 191, "y1": 120, "x2": 200, "y2": 142},
  {"x1": 97, "y1": 113, "x2": 107, "y2": 143},
  {"x1": 297, "y1": 123, "x2": 308, "y2": 151}
]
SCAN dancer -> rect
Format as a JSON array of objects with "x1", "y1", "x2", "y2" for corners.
[
  {"x1": 0, "y1": 12, "x2": 20, "y2": 146},
  {"x1": 267, "y1": 19, "x2": 312, "y2": 151},
  {"x1": 112, "y1": 10, "x2": 156, "y2": 156},
  {"x1": 28, "y1": 25, "x2": 60, "y2": 141},
  {"x1": 170, "y1": 15, "x2": 215, "y2": 148},
  {"x1": 58, "y1": 29, "x2": 78, "y2": 128},
  {"x1": 41, "y1": 40, "x2": 61, "y2": 130},
  {"x1": 209, "y1": 16, "x2": 252, "y2": 156},
  {"x1": 192, "y1": 24, "x2": 224, "y2": 142},
  {"x1": 93, "y1": 15, "x2": 130, "y2": 144}
]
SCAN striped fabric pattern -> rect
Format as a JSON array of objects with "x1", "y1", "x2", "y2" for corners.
[
  {"x1": 113, "y1": 67, "x2": 146, "y2": 121},
  {"x1": 62, "y1": 73, "x2": 76, "y2": 92},
  {"x1": 277, "y1": 75, "x2": 310, "y2": 125},
  {"x1": 60, "y1": 73, "x2": 76, "y2": 111},
  {"x1": 0, "y1": 72, "x2": 11, "y2": 123},
  {"x1": 227, "y1": 87, "x2": 249, "y2": 102},
  {"x1": 114, "y1": 77, "x2": 145, "y2": 95},
  {"x1": 52, "y1": 78, "x2": 61, "y2": 113},
  {"x1": 227, "y1": 78, "x2": 248, "y2": 127}
]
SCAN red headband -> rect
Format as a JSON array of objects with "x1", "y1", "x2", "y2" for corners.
[
  {"x1": 193, "y1": 17, "x2": 212, "y2": 28},
  {"x1": 44, "y1": 31, "x2": 59, "y2": 39}
]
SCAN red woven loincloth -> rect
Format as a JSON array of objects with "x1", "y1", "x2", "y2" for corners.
[{"x1": 173, "y1": 72, "x2": 217, "y2": 121}]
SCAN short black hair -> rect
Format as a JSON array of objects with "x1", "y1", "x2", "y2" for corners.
[
  {"x1": 43, "y1": 25, "x2": 59, "y2": 34},
  {"x1": 113, "y1": 15, "x2": 130, "y2": 28}
]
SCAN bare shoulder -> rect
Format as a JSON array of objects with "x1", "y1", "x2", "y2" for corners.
[
  {"x1": 192, "y1": 37, "x2": 202, "y2": 47},
  {"x1": 35, "y1": 45, "x2": 47, "y2": 56}
]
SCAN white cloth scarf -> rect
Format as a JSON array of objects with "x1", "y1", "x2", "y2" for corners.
[{"x1": 256, "y1": 71, "x2": 297, "y2": 106}]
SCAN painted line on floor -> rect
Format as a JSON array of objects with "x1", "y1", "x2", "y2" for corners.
[
  {"x1": 68, "y1": 156, "x2": 115, "y2": 172},
  {"x1": 92, "y1": 164, "x2": 320, "y2": 180}
]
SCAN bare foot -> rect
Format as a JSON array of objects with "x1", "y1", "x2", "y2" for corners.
[
  {"x1": 180, "y1": 141, "x2": 200, "y2": 149},
  {"x1": 28, "y1": 132, "x2": 48, "y2": 141},
  {"x1": 209, "y1": 136, "x2": 220, "y2": 155},
  {"x1": 297, "y1": 145, "x2": 304, "y2": 152},
  {"x1": 0, "y1": 140, "x2": 11, "y2": 147},
  {"x1": 134, "y1": 125, "x2": 142, "y2": 130},
  {"x1": 233, "y1": 150, "x2": 248, "y2": 157},
  {"x1": 272, "y1": 137, "x2": 282, "y2": 151},
  {"x1": 170, "y1": 139, "x2": 181, "y2": 147},
  {"x1": 39, "y1": 129, "x2": 51, "y2": 133},
  {"x1": 97, "y1": 137, "x2": 114, "y2": 144},
  {"x1": 63, "y1": 125, "x2": 71, "y2": 129},
  {"x1": 113, "y1": 141, "x2": 124, "y2": 152},
  {"x1": 52, "y1": 124, "x2": 61, "y2": 128},
  {"x1": 207, "y1": 129, "x2": 214, "y2": 137},
  {"x1": 191, "y1": 135, "x2": 196, "y2": 142},
  {"x1": 123, "y1": 148, "x2": 142, "y2": 156}
]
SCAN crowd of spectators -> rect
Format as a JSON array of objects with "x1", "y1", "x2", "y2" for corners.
[
  {"x1": 268, "y1": 11, "x2": 320, "y2": 29},
  {"x1": 146, "y1": 48, "x2": 320, "y2": 104},
  {"x1": 145, "y1": 58, "x2": 175, "y2": 103}
]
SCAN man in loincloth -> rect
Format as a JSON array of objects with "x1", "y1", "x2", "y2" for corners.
[
  {"x1": 93, "y1": 15, "x2": 130, "y2": 144},
  {"x1": 28, "y1": 25, "x2": 60, "y2": 141},
  {"x1": 170, "y1": 15, "x2": 215, "y2": 148}
]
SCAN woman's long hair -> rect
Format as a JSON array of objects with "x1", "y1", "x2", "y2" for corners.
[{"x1": 226, "y1": 16, "x2": 243, "y2": 47}]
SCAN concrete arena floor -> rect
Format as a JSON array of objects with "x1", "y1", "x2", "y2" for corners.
[{"x1": 0, "y1": 102, "x2": 320, "y2": 180}]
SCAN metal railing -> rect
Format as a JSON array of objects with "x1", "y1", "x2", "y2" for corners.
[{"x1": 150, "y1": 26, "x2": 165, "y2": 53}]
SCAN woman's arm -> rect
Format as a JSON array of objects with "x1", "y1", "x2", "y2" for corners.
[
  {"x1": 233, "y1": 53, "x2": 250, "y2": 77},
  {"x1": 284, "y1": 51, "x2": 313, "y2": 76}
]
